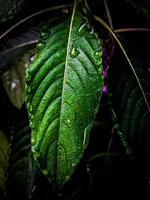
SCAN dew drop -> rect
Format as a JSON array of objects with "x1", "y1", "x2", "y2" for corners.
[
  {"x1": 77, "y1": 23, "x2": 87, "y2": 36},
  {"x1": 36, "y1": 40, "x2": 46, "y2": 50},
  {"x1": 25, "y1": 72, "x2": 31, "y2": 82},
  {"x1": 29, "y1": 104, "x2": 33, "y2": 112},
  {"x1": 67, "y1": 119, "x2": 71, "y2": 123},
  {"x1": 29, "y1": 55, "x2": 36, "y2": 63},
  {"x1": 27, "y1": 102, "x2": 30, "y2": 109},
  {"x1": 70, "y1": 45, "x2": 79, "y2": 58},
  {"x1": 96, "y1": 59, "x2": 102, "y2": 66},
  {"x1": 72, "y1": 162, "x2": 76, "y2": 167},
  {"x1": 30, "y1": 121, "x2": 35, "y2": 129},
  {"x1": 98, "y1": 67, "x2": 102, "y2": 74},
  {"x1": 94, "y1": 50, "x2": 102, "y2": 58},
  {"x1": 41, "y1": 31, "x2": 49, "y2": 40},
  {"x1": 34, "y1": 151, "x2": 40, "y2": 158},
  {"x1": 31, "y1": 138, "x2": 36, "y2": 145},
  {"x1": 42, "y1": 169, "x2": 48, "y2": 176}
]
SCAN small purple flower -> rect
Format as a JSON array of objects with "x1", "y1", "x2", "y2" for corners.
[
  {"x1": 102, "y1": 84, "x2": 108, "y2": 94},
  {"x1": 102, "y1": 65, "x2": 109, "y2": 78}
]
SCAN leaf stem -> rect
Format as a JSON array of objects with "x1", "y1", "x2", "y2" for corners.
[
  {"x1": 0, "y1": 40, "x2": 38, "y2": 55},
  {"x1": 94, "y1": 15, "x2": 150, "y2": 113},
  {"x1": 103, "y1": 0, "x2": 113, "y2": 29},
  {"x1": 114, "y1": 28, "x2": 150, "y2": 33},
  {"x1": 88, "y1": 152, "x2": 120, "y2": 162},
  {"x1": 0, "y1": 4, "x2": 72, "y2": 40}
]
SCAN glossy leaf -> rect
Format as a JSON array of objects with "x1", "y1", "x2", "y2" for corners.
[
  {"x1": 0, "y1": 130, "x2": 9, "y2": 192},
  {"x1": 25, "y1": 4, "x2": 103, "y2": 186}
]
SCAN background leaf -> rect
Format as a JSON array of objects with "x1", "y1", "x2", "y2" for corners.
[
  {"x1": 112, "y1": 60, "x2": 150, "y2": 177},
  {"x1": 25, "y1": 8, "x2": 103, "y2": 186},
  {"x1": 7, "y1": 107, "x2": 37, "y2": 199},
  {"x1": 0, "y1": 130, "x2": 9, "y2": 193},
  {"x1": 0, "y1": 0, "x2": 25, "y2": 23},
  {"x1": 1, "y1": 49, "x2": 35, "y2": 109}
]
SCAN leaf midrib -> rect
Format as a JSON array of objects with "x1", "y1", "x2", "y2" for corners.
[{"x1": 57, "y1": 0, "x2": 77, "y2": 179}]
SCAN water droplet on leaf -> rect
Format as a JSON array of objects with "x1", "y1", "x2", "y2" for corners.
[
  {"x1": 67, "y1": 119, "x2": 71, "y2": 123},
  {"x1": 98, "y1": 67, "x2": 102, "y2": 73},
  {"x1": 70, "y1": 45, "x2": 79, "y2": 58},
  {"x1": 94, "y1": 50, "x2": 102, "y2": 58},
  {"x1": 36, "y1": 40, "x2": 46, "y2": 50},
  {"x1": 77, "y1": 23, "x2": 87, "y2": 36},
  {"x1": 29, "y1": 55, "x2": 36, "y2": 63},
  {"x1": 30, "y1": 121, "x2": 35, "y2": 128},
  {"x1": 27, "y1": 102, "x2": 30, "y2": 109},
  {"x1": 29, "y1": 104, "x2": 33, "y2": 112},
  {"x1": 31, "y1": 138, "x2": 36, "y2": 145},
  {"x1": 41, "y1": 31, "x2": 49, "y2": 40},
  {"x1": 96, "y1": 59, "x2": 102, "y2": 66}
]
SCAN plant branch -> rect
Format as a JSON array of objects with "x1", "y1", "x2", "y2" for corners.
[
  {"x1": 0, "y1": 40, "x2": 38, "y2": 56},
  {"x1": 94, "y1": 15, "x2": 150, "y2": 113},
  {"x1": 114, "y1": 28, "x2": 150, "y2": 33},
  {"x1": 103, "y1": 0, "x2": 113, "y2": 29},
  {"x1": 88, "y1": 152, "x2": 120, "y2": 162}
]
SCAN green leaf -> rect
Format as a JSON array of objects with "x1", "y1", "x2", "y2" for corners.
[
  {"x1": 0, "y1": 130, "x2": 9, "y2": 192},
  {"x1": 25, "y1": 3, "x2": 103, "y2": 186},
  {"x1": 2, "y1": 49, "x2": 35, "y2": 109}
]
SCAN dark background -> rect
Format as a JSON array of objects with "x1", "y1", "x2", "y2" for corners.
[{"x1": 0, "y1": 0, "x2": 150, "y2": 199}]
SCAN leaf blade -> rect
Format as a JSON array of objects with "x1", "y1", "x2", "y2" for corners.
[{"x1": 25, "y1": 7, "x2": 103, "y2": 186}]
